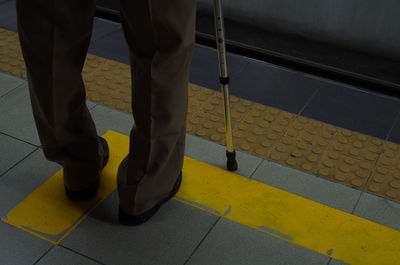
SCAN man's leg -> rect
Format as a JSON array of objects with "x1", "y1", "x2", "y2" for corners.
[
  {"x1": 16, "y1": 0, "x2": 104, "y2": 192},
  {"x1": 118, "y1": 0, "x2": 197, "y2": 217}
]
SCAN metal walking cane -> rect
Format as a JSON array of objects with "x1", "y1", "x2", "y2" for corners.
[{"x1": 213, "y1": 0, "x2": 238, "y2": 171}]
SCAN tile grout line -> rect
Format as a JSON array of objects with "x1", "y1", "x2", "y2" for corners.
[
  {"x1": 351, "y1": 192, "x2": 363, "y2": 214},
  {"x1": 0, "y1": 81, "x2": 27, "y2": 99},
  {"x1": 32, "y1": 245, "x2": 55, "y2": 265},
  {"x1": 385, "y1": 109, "x2": 400, "y2": 141},
  {"x1": 59, "y1": 245, "x2": 107, "y2": 265},
  {"x1": 248, "y1": 159, "x2": 264, "y2": 180},
  {"x1": 183, "y1": 217, "x2": 221, "y2": 265},
  {"x1": 326, "y1": 257, "x2": 333, "y2": 265},
  {"x1": 0, "y1": 147, "x2": 39, "y2": 178},
  {"x1": 297, "y1": 87, "x2": 320, "y2": 116},
  {"x1": 0, "y1": 131, "x2": 40, "y2": 148}
]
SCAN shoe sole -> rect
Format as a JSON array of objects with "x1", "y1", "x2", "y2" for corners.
[{"x1": 119, "y1": 171, "x2": 182, "y2": 226}]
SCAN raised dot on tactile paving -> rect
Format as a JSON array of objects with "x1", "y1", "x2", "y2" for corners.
[
  {"x1": 253, "y1": 128, "x2": 263, "y2": 135},
  {"x1": 298, "y1": 117, "x2": 308, "y2": 124},
  {"x1": 203, "y1": 122, "x2": 213, "y2": 129},
  {"x1": 339, "y1": 165, "x2": 350, "y2": 173},
  {"x1": 291, "y1": 150, "x2": 302, "y2": 157},
  {"x1": 335, "y1": 174, "x2": 346, "y2": 181},
  {"x1": 368, "y1": 146, "x2": 379, "y2": 153},
  {"x1": 383, "y1": 151, "x2": 395, "y2": 158},
  {"x1": 344, "y1": 157, "x2": 355, "y2": 165},
  {"x1": 196, "y1": 130, "x2": 206, "y2": 136},
  {"x1": 390, "y1": 181, "x2": 400, "y2": 189},
  {"x1": 364, "y1": 153, "x2": 376, "y2": 161},
  {"x1": 376, "y1": 167, "x2": 388, "y2": 174},
  {"x1": 322, "y1": 131, "x2": 332, "y2": 139},
  {"x1": 251, "y1": 111, "x2": 261, "y2": 117},
  {"x1": 311, "y1": 121, "x2": 322, "y2": 128},
  {"x1": 256, "y1": 149, "x2": 265, "y2": 156},
  {"x1": 297, "y1": 142, "x2": 307, "y2": 150},
  {"x1": 386, "y1": 190, "x2": 398, "y2": 199},
  {"x1": 294, "y1": 124, "x2": 303, "y2": 130},
  {"x1": 317, "y1": 139, "x2": 328, "y2": 147},
  {"x1": 356, "y1": 170, "x2": 368, "y2": 178},
  {"x1": 328, "y1": 152, "x2": 339, "y2": 160},
  {"x1": 312, "y1": 147, "x2": 322, "y2": 154},
  {"x1": 323, "y1": 160, "x2": 334, "y2": 168},
  {"x1": 233, "y1": 131, "x2": 242, "y2": 138},
  {"x1": 218, "y1": 127, "x2": 226, "y2": 133},
  {"x1": 338, "y1": 137, "x2": 348, "y2": 144},
  {"x1": 240, "y1": 144, "x2": 250, "y2": 151},
  {"x1": 333, "y1": 143, "x2": 344, "y2": 151},
  {"x1": 272, "y1": 125, "x2": 283, "y2": 133},
  {"x1": 307, "y1": 155, "x2": 318, "y2": 162},
  {"x1": 282, "y1": 138, "x2": 293, "y2": 145},
  {"x1": 267, "y1": 133, "x2": 278, "y2": 140},
  {"x1": 247, "y1": 136, "x2": 256, "y2": 143},
  {"x1": 269, "y1": 108, "x2": 279, "y2": 115},
  {"x1": 357, "y1": 134, "x2": 367, "y2": 141},
  {"x1": 204, "y1": 105, "x2": 213, "y2": 111},
  {"x1": 379, "y1": 157, "x2": 393, "y2": 166},
  {"x1": 262, "y1": 141, "x2": 272, "y2": 148},
  {"x1": 368, "y1": 184, "x2": 380, "y2": 192},
  {"x1": 352, "y1": 179, "x2": 363, "y2": 187},
  {"x1": 256, "y1": 105, "x2": 266, "y2": 111},
  {"x1": 286, "y1": 159, "x2": 296, "y2": 166},
  {"x1": 386, "y1": 143, "x2": 398, "y2": 151},
  {"x1": 302, "y1": 164, "x2": 313, "y2": 171},
  {"x1": 264, "y1": 115, "x2": 274, "y2": 122},
  {"x1": 259, "y1": 121, "x2": 269, "y2": 128},
  {"x1": 279, "y1": 120, "x2": 289, "y2": 126},
  {"x1": 373, "y1": 175, "x2": 385, "y2": 183},
  {"x1": 372, "y1": 139, "x2": 382, "y2": 145},
  {"x1": 303, "y1": 135, "x2": 312, "y2": 142},
  {"x1": 238, "y1": 124, "x2": 248, "y2": 131},
  {"x1": 342, "y1": 130, "x2": 352, "y2": 137},
  {"x1": 210, "y1": 116, "x2": 220, "y2": 122},
  {"x1": 270, "y1": 153, "x2": 281, "y2": 160},
  {"x1": 319, "y1": 168, "x2": 330, "y2": 177},
  {"x1": 276, "y1": 145, "x2": 286, "y2": 153},
  {"x1": 393, "y1": 172, "x2": 400, "y2": 180},
  {"x1": 349, "y1": 148, "x2": 360, "y2": 156},
  {"x1": 210, "y1": 135, "x2": 221, "y2": 141}
]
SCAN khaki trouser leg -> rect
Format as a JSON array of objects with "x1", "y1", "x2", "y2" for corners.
[
  {"x1": 118, "y1": 0, "x2": 197, "y2": 215},
  {"x1": 16, "y1": 0, "x2": 102, "y2": 191}
]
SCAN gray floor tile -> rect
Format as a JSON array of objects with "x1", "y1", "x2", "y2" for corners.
[
  {"x1": 229, "y1": 59, "x2": 318, "y2": 114},
  {"x1": 301, "y1": 81, "x2": 400, "y2": 139},
  {"x1": 0, "y1": 133, "x2": 36, "y2": 176},
  {"x1": 61, "y1": 191, "x2": 219, "y2": 265},
  {"x1": 185, "y1": 134, "x2": 263, "y2": 178},
  {"x1": 252, "y1": 161, "x2": 361, "y2": 213},
  {"x1": 36, "y1": 246, "x2": 101, "y2": 265},
  {"x1": 0, "y1": 221, "x2": 52, "y2": 265},
  {"x1": 0, "y1": 83, "x2": 97, "y2": 146},
  {"x1": 91, "y1": 17, "x2": 121, "y2": 42},
  {"x1": 186, "y1": 218, "x2": 330, "y2": 265},
  {"x1": 189, "y1": 45, "x2": 249, "y2": 90},
  {"x1": 329, "y1": 258, "x2": 350, "y2": 265},
  {"x1": 0, "y1": 149, "x2": 60, "y2": 218},
  {"x1": 0, "y1": 0, "x2": 17, "y2": 32},
  {"x1": 90, "y1": 104, "x2": 133, "y2": 136},
  {"x1": 0, "y1": 83, "x2": 40, "y2": 145},
  {"x1": 0, "y1": 72, "x2": 24, "y2": 97},
  {"x1": 353, "y1": 192, "x2": 400, "y2": 231},
  {"x1": 88, "y1": 28, "x2": 130, "y2": 64}
]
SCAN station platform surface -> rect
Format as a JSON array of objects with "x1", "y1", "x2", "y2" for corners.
[{"x1": 1, "y1": 1, "x2": 400, "y2": 264}]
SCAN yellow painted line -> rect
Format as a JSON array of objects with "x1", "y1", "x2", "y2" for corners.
[{"x1": 2, "y1": 130, "x2": 400, "y2": 265}]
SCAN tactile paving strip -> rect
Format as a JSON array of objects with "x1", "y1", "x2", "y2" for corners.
[{"x1": 1, "y1": 28, "x2": 400, "y2": 202}]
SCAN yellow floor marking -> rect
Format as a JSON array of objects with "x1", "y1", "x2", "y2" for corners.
[
  {"x1": 2, "y1": 131, "x2": 128, "y2": 244},
  {"x1": 2, "y1": 130, "x2": 400, "y2": 265}
]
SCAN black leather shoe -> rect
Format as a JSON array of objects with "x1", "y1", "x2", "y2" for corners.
[
  {"x1": 119, "y1": 171, "x2": 182, "y2": 226},
  {"x1": 65, "y1": 136, "x2": 109, "y2": 201}
]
